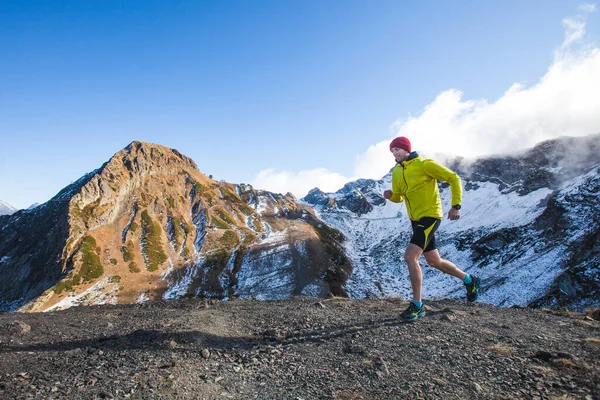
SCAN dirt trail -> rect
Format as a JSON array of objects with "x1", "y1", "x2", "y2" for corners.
[{"x1": 1, "y1": 297, "x2": 599, "y2": 399}]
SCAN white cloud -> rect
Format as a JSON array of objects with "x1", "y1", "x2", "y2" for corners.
[
  {"x1": 578, "y1": 3, "x2": 596, "y2": 13},
  {"x1": 252, "y1": 7, "x2": 600, "y2": 197},
  {"x1": 353, "y1": 141, "x2": 396, "y2": 180},
  {"x1": 251, "y1": 168, "x2": 349, "y2": 197},
  {"x1": 560, "y1": 17, "x2": 586, "y2": 52}
]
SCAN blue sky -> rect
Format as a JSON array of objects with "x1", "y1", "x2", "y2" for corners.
[{"x1": 1, "y1": 1, "x2": 599, "y2": 209}]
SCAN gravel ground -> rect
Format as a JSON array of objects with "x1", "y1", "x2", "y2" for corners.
[{"x1": 1, "y1": 297, "x2": 599, "y2": 399}]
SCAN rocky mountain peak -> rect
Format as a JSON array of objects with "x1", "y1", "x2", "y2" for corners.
[
  {"x1": 118, "y1": 141, "x2": 199, "y2": 175},
  {"x1": 302, "y1": 179, "x2": 386, "y2": 216},
  {"x1": 303, "y1": 188, "x2": 329, "y2": 207}
]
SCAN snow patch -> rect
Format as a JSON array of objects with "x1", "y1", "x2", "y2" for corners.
[
  {"x1": 46, "y1": 277, "x2": 119, "y2": 312},
  {"x1": 258, "y1": 228, "x2": 287, "y2": 245},
  {"x1": 136, "y1": 292, "x2": 150, "y2": 304},
  {"x1": 162, "y1": 259, "x2": 204, "y2": 300}
]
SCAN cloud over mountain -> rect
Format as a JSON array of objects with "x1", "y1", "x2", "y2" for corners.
[
  {"x1": 0, "y1": 200, "x2": 17, "y2": 216},
  {"x1": 251, "y1": 168, "x2": 350, "y2": 197},
  {"x1": 355, "y1": 5, "x2": 599, "y2": 180}
]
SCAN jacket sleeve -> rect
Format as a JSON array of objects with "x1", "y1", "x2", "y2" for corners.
[
  {"x1": 423, "y1": 160, "x2": 462, "y2": 206},
  {"x1": 389, "y1": 192, "x2": 404, "y2": 203},
  {"x1": 389, "y1": 170, "x2": 404, "y2": 203}
]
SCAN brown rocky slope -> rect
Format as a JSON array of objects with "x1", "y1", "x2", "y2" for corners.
[
  {"x1": 0, "y1": 141, "x2": 350, "y2": 312},
  {"x1": 1, "y1": 297, "x2": 599, "y2": 399}
]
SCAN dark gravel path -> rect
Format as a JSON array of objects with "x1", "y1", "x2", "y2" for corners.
[{"x1": 1, "y1": 297, "x2": 599, "y2": 399}]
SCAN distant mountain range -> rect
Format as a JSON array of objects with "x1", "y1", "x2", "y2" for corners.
[
  {"x1": 0, "y1": 200, "x2": 17, "y2": 216},
  {"x1": 1, "y1": 134, "x2": 599, "y2": 312}
]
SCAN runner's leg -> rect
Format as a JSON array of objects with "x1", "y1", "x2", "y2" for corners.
[
  {"x1": 404, "y1": 243, "x2": 423, "y2": 303},
  {"x1": 423, "y1": 249, "x2": 467, "y2": 280}
]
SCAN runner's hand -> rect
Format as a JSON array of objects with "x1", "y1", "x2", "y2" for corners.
[
  {"x1": 447, "y1": 207, "x2": 460, "y2": 221},
  {"x1": 383, "y1": 190, "x2": 392, "y2": 199}
]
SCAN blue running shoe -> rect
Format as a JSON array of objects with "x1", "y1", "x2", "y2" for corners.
[
  {"x1": 400, "y1": 302, "x2": 425, "y2": 321},
  {"x1": 465, "y1": 275, "x2": 481, "y2": 302}
]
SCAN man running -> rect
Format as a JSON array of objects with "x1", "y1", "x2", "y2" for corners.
[{"x1": 383, "y1": 136, "x2": 480, "y2": 321}]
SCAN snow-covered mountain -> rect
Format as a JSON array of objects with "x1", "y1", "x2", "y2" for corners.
[
  {"x1": 302, "y1": 134, "x2": 600, "y2": 311},
  {"x1": 0, "y1": 200, "x2": 17, "y2": 216}
]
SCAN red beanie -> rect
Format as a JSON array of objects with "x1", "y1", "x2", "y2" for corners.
[{"x1": 389, "y1": 136, "x2": 411, "y2": 153}]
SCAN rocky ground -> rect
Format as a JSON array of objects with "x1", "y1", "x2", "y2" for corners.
[{"x1": 1, "y1": 297, "x2": 599, "y2": 399}]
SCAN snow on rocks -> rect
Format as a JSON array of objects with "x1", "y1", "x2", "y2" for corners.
[{"x1": 45, "y1": 277, "x2": 120, "y2": 311}]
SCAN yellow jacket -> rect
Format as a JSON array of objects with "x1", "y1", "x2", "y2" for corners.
[{"x1": 389, "y1": 153, "x2": 462, "y2": 221}]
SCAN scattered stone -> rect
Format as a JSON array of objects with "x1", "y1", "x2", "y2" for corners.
[
  {"x1": 584, "y1": 308, "x2": 600, "y2": 321},
  {"x1": 7, "y1": 321, "x2": 31, "y2": 335},
  {"x1": 532, "y1": 350, "x2": 554, "y2": 362},
  {"x1": 202, "y1": 349, "x2": 211, "y2": 359},
  {"x1": 158, "y1": 360, "x2": 175, "y2": 369},
  {"x1": 376, "y1": 357, "x2": 389, "y2": 377},
  {"x1": 65, "y1": 348, "x2": 83, "y2": 357}
]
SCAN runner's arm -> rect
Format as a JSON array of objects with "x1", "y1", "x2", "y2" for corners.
[
  {"x1": 387, "y1": 179, "x2": 404, "y2": 203},
  {"x1": 423, "y1": 160, "x2": 462, "y2": 207}
]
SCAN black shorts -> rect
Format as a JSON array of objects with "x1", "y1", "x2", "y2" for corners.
[{"x1": 410, "y1": 217, "x2": 441, "y2": 252}]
